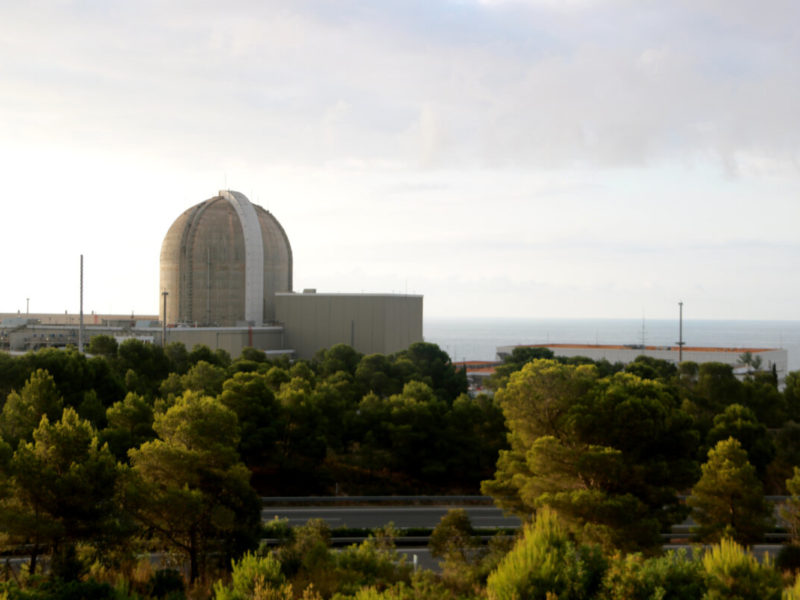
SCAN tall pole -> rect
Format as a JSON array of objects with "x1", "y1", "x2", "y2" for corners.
[
  {"x1": 162, "y1": 291, "x2": 168, "y2": 347},
  {"x1": 79, "y1": 255, "x2": 84, "y2": 352},
  {"x1": 679, "y1": 301, "x2": 683, "y2": 362}
]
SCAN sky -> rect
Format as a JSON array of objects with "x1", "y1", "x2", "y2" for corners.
[{"x1": 1, "y1": 0, "x2": 799, "y2": 321}]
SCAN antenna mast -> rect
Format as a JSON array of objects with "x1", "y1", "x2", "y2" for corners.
[
  {"x1": 162, "y1": 291, "x2": 168, "y2": 347},
  {"x1": 677, "y1": 301, "x2": 685, "y2": 362},
  {"x1": 79, "y1": 255, "x2": 84, "y2": 352}
]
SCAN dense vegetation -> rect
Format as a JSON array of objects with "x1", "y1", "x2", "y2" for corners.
[{"x1": 2, "y1": 338, "x2": 800, "y2": 597}]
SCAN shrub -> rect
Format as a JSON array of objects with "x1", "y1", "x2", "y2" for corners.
[
  {"x1": 785, "y1": 573, "x2": 800, "y2": 600},
  {"x1": 486, "y1": 507, "x2": 606, "y2": 600},
  {"x1": 599, "y1": 550, "x2": 706, "y2": 600},
  {"x1": 337, "y1": 570, "x2": 469, "y2": 600},
  {"x1": 213, "y1": 553, "x2": 284, "y2": 600},
  {"x1": 0, "y1": 579, "x2": 121, "y2": 600},
  {"x1": 272, "y1": 518, "x2": 333, "y2": 578},
  {"x1": 334, "y1": 537, "x2": 411, "y2": 595},
  {"x1": 701, "y1": 537, "x2": 782, "y2": 600}
]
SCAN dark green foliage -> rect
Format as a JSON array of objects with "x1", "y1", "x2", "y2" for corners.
[
  {"x1": 214, "y1": 348, "x2": 232, "y2": 369},
  {"x1": 484, "y1": 361, "x2": 698, "y2": 552},
  {"x1": 705, "y1": 404, "x2": 775, "y2": 478},
  {"x1": 219, "y1": 371, "x2": 281, "y2": 466},
  {"x1": 0, "y1": 578, "x2": 121, "y2": 600},
  {"x1": 164, "y1": 342, "x2": 190, "y2": 375},
  {"x1": 227, "y1": 359, "x2": 260, "y2": 375},
  {"x1": 393, "y1": 342, "x2": 468, "y2": 403},
  {"x1": 678, "y1": 361, "x2": 699, "y2": 385},
  {"x1": 600, "y1": 550, "x2": 706, "y2": 600},
  {"x1": 99, "y1": 392, "x2": 155, "y2": 461},
  {"x1": 49, "y1": 544, "x2": 86, "y2": 582},
  {"x1": 786, "y1": 372, "x2": 800, "y2": 421},
  {"x1": 742, "y1": 374, "x2": 786, "y2": 428},
  {"x1": 180, "y1": 360, "x2": 227, "y2": 396},
  {"x1": 689, "y1": 362, "x2": 744, "y2": 427},
  {"x1": 782, "y1": 466, "x2": 800, "y2": 543},
  {"x1": 186, "y1": 344, "x2": 219, "y2": 367},
  {"x1": 349, "y1": 382, "x2": 505, "y2": 491},
  {"x1": 264, "y1": 365, "x2": 291, "y2": 391},
  {"x1": 273, "y1": 376, "x2": 328, "y2": 488},
  {"x1": 429, "y1": 509, "x2": 478, "y2": 564},
  {"x1": 76, "y1": 390, "x2": 106, "y2": 429},
  {"x1": 127, "y1": 392, "x2": 261, "y2": 583},
  {"x1": 115, "y1": 339, "x2": 170, "y2": 397},
  {"x1": 315, "y1": 343, "x2": 363, "y2": 378},
  {"x1": 488, "y1": 346, "x2": 555, "y2": 390},
  {"x1": 272, "y1": 518, "x2": 333, "y2": 580},
  {"x1": 0, "y1": 341, "x2": 495, "y2": 495},
  {"x1": 0, "y1": 408, "x2": 123, "y2": 575},
  {"x1": 439, "y1": 393, "x2": 507, "y2": 489},
  {"x1": 769, "y1": 421, "x2": 800, "y2": 493},
  {"x1": 266, "y1": 519, "x2": 411, "y2": 598},
  {"x1": 355, "y1": 353, "x2": 402, "y2": 398},
  {"x1": 776, "y1": 545, "x2": 800, "y2": 574},
  {"x1": 624, "y1": 355, "x2": 678, "y2": 381},
  {"x1": 0, "y1": 351, "x2": 22, "y2": 405},
  {"x1": 427, "y1": 508, "x2": 510, "y2": 592},
  {"x1": 289, "y1": 361, "x2": 316, "y2": 384},
  {"x1": 0, "y1": 349, "x2": 125, "y2": 411},
  {"x1": 239, "y1": 346, "x2": 268, "y2": 363},
  {"x1": 86, "y1": 335, "x2": 118, "y2": 358},
  {"x1": 1, "y1": 368, "x2": 64, "y2": 447},
  {"x1": 688, "y1": 438, "x2": 772, "y2": 544},
  {"x1": 147, "y1": 568, "x2": 186, "y2": 599}
]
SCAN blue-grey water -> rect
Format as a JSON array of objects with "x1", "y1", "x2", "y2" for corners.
[{"x1": 424, "y1": 318, "x2": 800, "y2": 373}]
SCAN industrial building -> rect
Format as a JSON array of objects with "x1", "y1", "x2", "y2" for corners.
[
  {"x1": 496, "y1": 343, "x2": 788, "y2": 379},
  {"x1": 1, "y1": 191, "x2": 423, "y2": 359}
]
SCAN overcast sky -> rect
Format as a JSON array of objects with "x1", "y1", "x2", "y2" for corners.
[{"x1": 2, "y1": 0, "x2": 799, "y2": 320}]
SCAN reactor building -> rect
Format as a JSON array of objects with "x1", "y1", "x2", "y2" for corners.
[{"x1": 159, "y1": 190, "x2": 293, "y2": 327}]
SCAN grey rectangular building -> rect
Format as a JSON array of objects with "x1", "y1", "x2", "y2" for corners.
[{"x1": 275, "y1": 292, "x2": 423, "y2": 359}]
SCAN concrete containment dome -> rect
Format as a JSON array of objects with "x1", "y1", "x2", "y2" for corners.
[{"x1": 159, "y1": 190, "x2": 292, "y2": 326}]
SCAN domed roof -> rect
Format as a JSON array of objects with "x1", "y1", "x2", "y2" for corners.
[{"x1": 159, "y1": 191, "x2": 292, "y2": 326}]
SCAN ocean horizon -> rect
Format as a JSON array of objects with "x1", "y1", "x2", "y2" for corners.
[{"x1": 423, "y1": 317, "x2": 800, "y2": 373}]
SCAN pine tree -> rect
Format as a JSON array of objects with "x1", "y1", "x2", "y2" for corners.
[{"x1": 688, "y1": 437, "x2": 772, "y2": 544}]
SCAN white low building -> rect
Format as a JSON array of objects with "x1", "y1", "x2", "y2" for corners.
[{"x1": 496, "y1": 343, "x2": 788, "y2": 379}]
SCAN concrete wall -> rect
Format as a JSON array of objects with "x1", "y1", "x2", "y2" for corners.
[
  {"x1": 160, "y1": 326, "x2": 286, "y2": 358},
  {"x1": 275, "y1": 292, "x2": 423, "y2": 359}
]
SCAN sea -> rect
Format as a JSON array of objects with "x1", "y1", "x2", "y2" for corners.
[{"x1": 423, "y1": 318, "x2": 800, "y2": 373}]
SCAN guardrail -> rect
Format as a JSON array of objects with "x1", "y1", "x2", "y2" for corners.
[{"x1": 260, "y1": 495, "x2": 495, "y2": 505}]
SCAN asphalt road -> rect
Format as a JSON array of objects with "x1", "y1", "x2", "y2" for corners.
[{"x1": 261, "y1": 504, "x2": 521, "y2": 530}]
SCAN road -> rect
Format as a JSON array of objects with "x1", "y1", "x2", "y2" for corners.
[{"x1": 261, "y1": 504, "x2": 521, "y2": 530}]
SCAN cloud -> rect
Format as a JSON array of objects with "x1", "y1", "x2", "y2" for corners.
[{"x1": 3, "y1": 1, "x2": 798, "y2": 173}]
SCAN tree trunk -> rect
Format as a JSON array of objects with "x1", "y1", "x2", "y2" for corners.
[{"x1": 189, "y1": 530, "x2": 198, "y2": 584}]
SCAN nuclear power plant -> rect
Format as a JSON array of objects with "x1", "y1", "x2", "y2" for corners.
[{"x1": 1, "y1": 191, "x2": 423, "y2": 359}]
